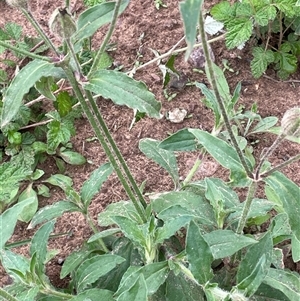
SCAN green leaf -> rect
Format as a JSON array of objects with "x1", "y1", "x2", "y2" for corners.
[
  {"x1": 226, "y1": 18, "x2": 253, "y2": 49},
  {"x1": 203, "y1": 230, "x2": 258, "y2": 259},
  {"x1": 211, "y1": 1, "x2": 235, "y2": 23},
  {"x1": 29, "y1": 201, "x2": 80, "y2": 229},
  {"x1": 270, "y1": 213, "x2": 291, "y2": 244},
  {"x1": 0, "y1": 250, "x2": 30, "y2": 277},
  {"x1": 85, "y1": 70, "x2": 161, "y2": 118},
  {"x1": 251, "y1": 47, "x2": 275, "y2": 78},
  {"x1": 58, "y1": 150, "x2": 86, "y2": 165},
  {"x1": 117, "y1": 274, "x2": 147, "y2": 301},
  {"x1": 236, "y1": 232, "x2": 273, "y2": 296},
  {"x1": 0, "y1": 198, "x2": 36, "y2": 248},
  {"x1": 155, "y1": 214, "x2": 193, "y2": 244},
  {"x1": 253, "y1": 283, "x2": 290, "y2": 301},
  {"x1": 250, "y1": 116, "x2": 278, "y2": 134},
  {"x1": 292, "y1": 233, "x2": 300, "y2": 262},
  {"x1": 80, "y1": 162, "x2": 113, "y2": 207},
  {"x1": 0, "y1": 153, "x2": 33, "y2": 204},
  {"x1": 76, "y1": 254, "x2": 126, "y2": 292},
  {"x1": 158, "y1": 129, "x2": 198, "y2": 151},
  {"x1": 44, "y1": 174, "x2": 73, "y2": 191},
  {"x1": 116, "y1": 262, "x2": 169, "y2": 297},
  {"x1": 151, "y1": 191, "x2": 217, "y2": 229},
  {"x1": 255, "y1": 6, "x2": 277, "y2": 26},
  {"x1": 186, "y1": 221, "x2": 213, "y2": 284},
  {"x1": 5, "y1": 22, "x2": 22, "y2": 40},
  {"x1": 75, "y1": 0, "x2": 129, "y2": 41},
  {"x1": 205, "y1": 62, "x2": 231, "y2": 103},
  {"x1": 69, "y1": 289, "x2": 114, "y2": 301},
  {"x1": 263, "y1": 268, "x2": 300, "y2": 301},
  {"x1": 30, "y1": 220, "x2": 56, "y2": 272},
  {"x1": 111, "y1": 216, "x2": 147, "y2": 248},
  {"x1": 265, "y1": 172, "x2": 300, "y2": 241},
  {"x1": 188, "y1": 129, "x2": 249, "y2": 185},
  {"x1": 88, "y1": 228, "x2": 121, "y2": 243},
  {"x1": 35, "y1": 76, "x2": 56, "y2": 101},
  {"x1": 179, "y1": 0, "x2": 203, "y2": 60},
  {"x1": 17, "y1": 184, "x2": 38, "y2": 223},
  {"x1": 47, "y1": 120, "x2": 72, "y2": 153},
  {"x1": 195, "y1": 82, "x2": 221, "y2": 128},
  {"x1": 275, "y1": 51, "x2": 297, "y2": 78},
  {"x1": 98, "y1": 200, "x2": 143, "y2": 226},
  {"x1": 1, "y1": 60, "x2": 63, "y2": 127},
  {"x1": 60, "y1": 247, "x2": 95, "y2": 279},
  {"x1": 56, "y1": 91, "x2": 73, "y2": 117},
  {"x1": 165, "y1": 271, "x2": 205, "y2": 301},
  {"x1": 139, "y1": 138, "x2": 179, "y2": 187}
]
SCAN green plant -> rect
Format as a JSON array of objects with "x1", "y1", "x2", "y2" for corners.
[
  {"x1": 211, "y1": 0, "x2": 300, "y2": 79},
  {"x1": 0, "y1": 0, "x2": 300, "y2": 301}
]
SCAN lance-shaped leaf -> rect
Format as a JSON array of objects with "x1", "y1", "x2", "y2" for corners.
[
  {"x1": 139, "y1": 138, "x2": 179, "y2": 187},
  {"x1": 263, "y1": 268, "x2": 300, "y2": 301},
  {"x1": 80, "y1": 162, "x2": 113, "y2": 208},
  {"x1": 85, "y1": 70, "x2": 161, "y2": 118},
  {"x1": 76, "y1": 0, "x2": 129, "y2": 42},
  {"x1": 203, "y1": 230, "x2": 257, "y2": 259},
  {"x1": 186, "y1": 221, "x2": 213, "y2": 284},
  {"x1": 69, "y1": 288, "x2": 114, "y2": 301},
  {"x1": 29, "y1": 201, "x2": 80, "y2": 229},
  {"x1": 17, "y1": 184, "x2": 38, "y2": 223},
  {"x1": 236, "y1": 232, "x2": 273, "y2": 296},
  {"x1": 0, "y1": 198, "x2": 36, "y2": 249},
  {"x1": 76, "y1": 254, "x2": 126, "y2": 292},
  {"x1": 30, "y1": 220, "x2": 56, "y2": 273},
  {"x1": 117, "y1": 274, "x2": 147, "y2": 301},
  {"x1": 180, "y1": 0, "x2": 203, "y2": 60},
  {"x1": 116, "y1": 262, "x2": 169, "y2": 297},
  {"x1": 265, "y1": 172, "x2": 300, "y2": 241},
  {"x1": 1, "y1": 60, "x2": 63, "y2": 127},
  {"x1": 159, "y1": 128, "x2": 198, "y2": 151},
  {"x1": 189, "y1": 129, "x2": 250, "y2": 185}
]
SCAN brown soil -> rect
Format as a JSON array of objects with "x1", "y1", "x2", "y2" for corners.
[{"x1": 1, "y1": 0, "x2": 300, "y2": 290}]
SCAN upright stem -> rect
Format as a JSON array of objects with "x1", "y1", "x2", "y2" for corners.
[
  {"x1": 198, "y1": 10, "x2": 253, "y2": 180},
  {"x1": 62, "y1": 67, "x2": 147, "y2": 222},
  {"x1": 88, "y1": 0, "x2": 122, "y2": 77},
  {"x1": 84, "y1": 90, "x2": 148, "y2": 208},
  {"x1": 260, "y1": 153, "x2": 300, "y2": 178},
  {"x1": 21, "y1": 9, "x2": 60, "y2": 57},
  {"x1": 255, "y1": 133, "x2": 285, "y2": 179},
  {"x1": 236, "y1": 181, "x2": 257, "y2": 234}
]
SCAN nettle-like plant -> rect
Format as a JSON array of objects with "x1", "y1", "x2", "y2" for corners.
[
  {"x1": 0, "y1": 0, "x2": 300, "y2": 300},
  {"x1": 211, "y1": 0, "x2": 300, "y2": 79}
]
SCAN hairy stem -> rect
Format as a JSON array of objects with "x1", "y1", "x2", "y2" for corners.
[
  {"x1": 62, "y1": 67, "x2": 147, "y2": 222},
  {"x1": 85, "y1": 90, "x2": 148, "y2": 209},
  {"x1": 198, "y1": 11, "x2": 253, "y2": 179},
  {"x1": 0, "y1": 40, "x2": 50, "y2": 61},
  {"x1": 182, "y1": 148, "x2": 206, "y2": 186},
  {"x1": 88, "y1": 0, "x2": 122, "y2": 77},
  {"x1": 236, "y1": 181, "x2": 257, "y2": 234},
  {"x1": 255, "y1": 133, "x2": 285, "y2": 180},
  {"x1": 0, "y1": 287, "x2": 19, "y2": 301},
  {"x1": 260, "y1": 153, "x2": 300, "y2": 178},
  {"x1": 21, "y1": 8, "x2": 60, "y2": 56}
]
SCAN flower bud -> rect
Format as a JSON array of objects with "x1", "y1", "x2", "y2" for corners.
[
  {"x1": 281, "y1": 107, "x2": 300, "y2": 137},
  {"x1": 6, "y1": 0, "x2": 28, "y2": 10},
  {"x1": 49, "y1": 7, "x2": 76, "y2": 40}
]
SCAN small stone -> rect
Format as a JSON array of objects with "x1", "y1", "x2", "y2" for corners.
[{"x1": 167, "y1": 108, "x2": 187, "y2": 123}]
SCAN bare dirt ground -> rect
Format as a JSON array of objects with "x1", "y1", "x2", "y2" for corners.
[{"x1": 0, "y1": 0, "x2": 300, "y2": 289}]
